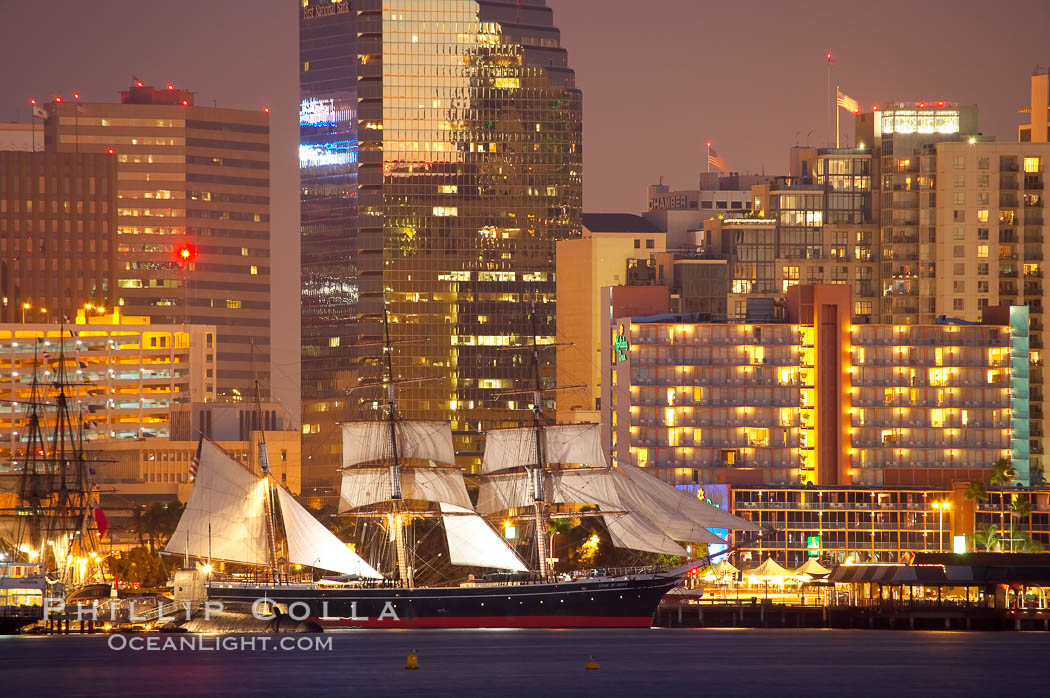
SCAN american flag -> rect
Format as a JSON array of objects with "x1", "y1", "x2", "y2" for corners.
[
  {"x1": 707, "y1": 146, "x2": 728, "y2": 174},
  {"x1": 189, "y1": 439, "x2": 202, "y2": 481},
  {"x1": 837, "y1": 89, "x2": 859, "y2": 114}
]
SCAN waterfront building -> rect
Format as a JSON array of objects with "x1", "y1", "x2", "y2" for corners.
[
  {"x1": 0, "y1": 308, "x2": 216, "y2": 471},
  {"x1": 0, "y1": 150, "x2": 117, "y2": 322},
  {"x1": 555, "y1": 214, "x2": 665, "y2": 422},
  {"x1": 726, "y1": 485, "x2": 1050, "y2": 567},
  {"x1": 299, "y1": 0, "x2": 582, "y2": 488},
  {"x1": 605, "y1": 283, "x2": 1028, "y2": 488},
  {"x1": 42, "y1": 82, "x2": 271, "y2": 399}
]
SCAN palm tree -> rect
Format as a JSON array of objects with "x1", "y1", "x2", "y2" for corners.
[
  {"x1": 129, "y1": 505, "x2": 148, "y2": 548},
  {"x1": 989, "y1": 458, "x2": 1016, "y2": 550},
  {"x1": 972, "y1": 523, "x2": 1000, "y2": 552}
]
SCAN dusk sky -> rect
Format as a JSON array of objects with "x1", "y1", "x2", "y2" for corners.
[{"x1": 1, "y1": 0, "x2": 1048, "y2": 412}]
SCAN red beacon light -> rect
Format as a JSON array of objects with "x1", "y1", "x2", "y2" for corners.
[
  {"x1": 872, "y1": 105, "x2": 879, "y2": 111},
  {"x1": 167, "y1": 84, "x2": 174, "y2": 90},
  {"x1": 106, "y1": 148, "x2": 115, "y2": 155},
  {"x1": 73, "y1": 92, "x2": 80, "y2": 100},
  {"x1": 936, "y1": 100, "x2": 944, "y2": 107},
  {"x1": 174, "y1": 242, "x2": 198, "y2": 265},
  {"x1": 705, "y1": 140, "x2": 712, "y2": 148},
  {"x1": 54, "y1": 96, "x2": 63, "y2": 103},
  {"x1": 263, "y1": 106, "x2": 270, "y2": 114},
  {"x1": 181, "y1": 99, "x2": 189, "y2": 106},
  {"x1": 918, "y1": 102, "x2": 926, "y2": 108},
  {"x1": 135, "y1": 81, "x2": 143, "y2": 87},
  {"x1": 29, "y1": 98, "x2": 36, "y2": 105}
]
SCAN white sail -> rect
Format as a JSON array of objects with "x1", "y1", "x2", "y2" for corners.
[
  {"x1": 476, "y1": 473, "x2": 532, "y2": 515},
  {"x1": 439, "y1": 503, "x2": 528, "y2": 572},
  {"x1": 403, "y1": 466, "x2": 472, "y2": 510},
  {"x1": 551, "y1": 469, "x2": 620, "y2": 509},
  {"x1": 480, "y1": 424, "x2": 606, "y2": 473},
  {"x1": 475, "y1": 468, "x2": 619, "y2": 515},
  {"x1": 338, "y1": 465, "x2": 472, "y2": 512},
  {"x1": 338, "y1": 468, "x2": 391, "y2": 512},
  {"x1": 274, "y1": 485, "x2": 382, "y2": 579},
  {"x1": 602, "y1": 508, "x2": 697, "y2": 556},
  {"x1": 164, "y1": 440, "x2": 270, "y2": 566},
  {"x1": 613, "y1": 462, "x2": 759, "y2": 532},
  {"x1": 342, "y1": 421, "x2": 456, "y2": 467}
]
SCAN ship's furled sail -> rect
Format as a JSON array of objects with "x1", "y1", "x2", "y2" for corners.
[
  {"x1": 165, "y1": 440, "x2": 270, "y2": 566},
  {"x1": 338, "y1": 463, "x2": 472, "y2": 513},
  {"x1": 342, "y1": 421, "x2": 456, "y2": 467},
  {"x1": 481, "y1": 424, "x2": 607, "y2": 473},
  {"x1": 273, "y1": 486, "x2": 382, "y2": 579},
  {"x1": 439, "y1": 503, "x2": 528, "y2": 572}
]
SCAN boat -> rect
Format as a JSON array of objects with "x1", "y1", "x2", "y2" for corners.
[
  {"x1": 164, "y1": 312, "x2": 759, "y2": 628},
  {"x1": 0, "y1": 562, "x2": 46, "y2": 634}
]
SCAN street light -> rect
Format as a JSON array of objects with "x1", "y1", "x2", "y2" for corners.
[
  {"x1": 932, "y1": 500, "x2": 952, "y2": 552},
  {"x1": 21, "y1": 302, "x2": 30, "y2": 323}
]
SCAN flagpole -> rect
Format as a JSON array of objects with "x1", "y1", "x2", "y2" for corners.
[
  {"x1": 836, "y1": 85, "x2": 840, "y2": 149},
  {"x1": 825, "y1": 53, "x2": 833, "y2": 147}
]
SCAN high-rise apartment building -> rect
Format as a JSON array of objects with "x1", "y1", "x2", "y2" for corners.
[
  {"x1": 604, "y1": 284, "x2": 1028, "y2": 488},
  {"x1": 1019, "y1": 70, "x2": 1049, "y2": 143},
  {"x1": 0, "y1": 150, "x2": 117, "y2": 321},
  {"x1": 42, "y1": 83, "x2": 271, "y2": 399},
  {"x1": 300, "y1": 0, "x2": 582, "y2": 487}
]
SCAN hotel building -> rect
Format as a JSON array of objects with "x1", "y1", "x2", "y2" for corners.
[
  {"x1": 0, "y1": 150, "x2": 117, "y2": 321},
  {"x1": 0, "y1": 308, "x2": 216, "y2": 471},
  {"x1": 605, "y1": 283, "x2": 1029, "y2": 489},
  {"x1": 42, "y1": 82, "x2": 271, "y2": 399},
  {"x1": 300, "y1": 0, "x2": 582, "y2": 485}
]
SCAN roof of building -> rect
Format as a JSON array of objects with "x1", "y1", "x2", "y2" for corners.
[{"x1": 582, "y1": 213, "x2": 662, "y2": 234}]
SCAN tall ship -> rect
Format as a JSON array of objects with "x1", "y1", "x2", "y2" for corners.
[
  {"x1": 165, "y1": 317, "x2": 758, "y2": 628},
  {"x1": 1, "y1": 341, "x2": 107, "y2": 632}
]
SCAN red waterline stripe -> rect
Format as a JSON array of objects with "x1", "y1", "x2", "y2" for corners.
[{"x1": 315, "y1": 615, "x2": 653, "y2": 629}]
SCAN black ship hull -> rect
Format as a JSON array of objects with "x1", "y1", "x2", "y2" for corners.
[
  {"x1": 0, "y1": 612, "x2": 41, "y2": 635},
  {"x1": 208, "y1": 572, "x2": 681, "y2": 629}
]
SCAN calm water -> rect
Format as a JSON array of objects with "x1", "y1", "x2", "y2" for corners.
[{"x1": 4, "y1": 629, "x2": 1048, "y2": 696}]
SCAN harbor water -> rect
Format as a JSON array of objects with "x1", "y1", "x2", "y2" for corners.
[{"x1": 4, "y1": 628, "x2": 1049, "y2": 696}]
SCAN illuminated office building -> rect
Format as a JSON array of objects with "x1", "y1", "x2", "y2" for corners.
[
  {"x1": 0, "y1": 308, "x2": 216, "y2": 471},
  {"x1": 0, "y1": 150, "x2": 117, "y2": 322},
  {"x1": 605, "y1": 284, "x2": 1029, "y2": 488},
  {"x1": 43, "y1": 82, "x2": 271, "y2": 399},
  {"x1": 300, "y1": 0, "x2": 582, "y2": 487}
]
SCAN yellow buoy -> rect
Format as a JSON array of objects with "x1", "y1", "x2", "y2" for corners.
[
  {"x1": 585, "y1": 657, "x2": 600, "y2": 671},
  {"x1": 405, "y1": 652, "x2": 419, "y2": 670}
]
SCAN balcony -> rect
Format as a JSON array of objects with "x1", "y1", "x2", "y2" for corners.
[
  {"x1": 1025, "y1": 228, "x2": 1044, "y2": 244},
  {"x1": 1001, "y1": 194, "x2": 1020, "y2": 208},
  {"x1": 1024, "y1": 175, "x2": 1044, "y2": 190}
]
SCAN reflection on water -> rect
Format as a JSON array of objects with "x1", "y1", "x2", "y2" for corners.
[{"x1": 3, "y1": 629, "x2": 1048, "y2": 696}]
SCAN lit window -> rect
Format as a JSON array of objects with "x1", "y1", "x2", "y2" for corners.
[
  {"x1": 226, "y1": 300, "x2": 241, "y2": 309},
  {"x1": 1024, "y1": 157, "x2": 1041, "y2": 173},
  {"x1": 977, "y1": 245, "x2": 989, "y2": 258},
  {"x1": 250, "y1": 265, "x2": 258, "y2": 275},
  {"x1": 329, "y1": 337, "x2": 340, "y2": 348}
]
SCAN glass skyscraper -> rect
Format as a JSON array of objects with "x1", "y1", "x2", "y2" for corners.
[{"x1": 300, "y1": 0, "x2": 581, "y2": 491}]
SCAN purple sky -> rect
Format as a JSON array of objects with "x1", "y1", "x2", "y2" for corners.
[{"x1": 1, "y1": 0, "x2": 1048, "y2": 412}]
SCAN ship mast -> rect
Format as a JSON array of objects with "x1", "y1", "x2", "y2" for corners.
[
  {"x1": 251, "y1": 340, "x2": 280, "y2": 577},
  {"x1": 528, "y1": 312, "x2": 550, "y2": 580},
  {"x1": 383, "y1": 310, "x2": 413, "y2": 588}
]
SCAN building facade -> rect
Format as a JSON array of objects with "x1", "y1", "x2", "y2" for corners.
[
  {"x1": 555, "y1": 214, "x2": 665, "y2": 422},
  {"x1": 0, "y1": 151, "x2": 117, "y2": 322},
  {"x1": 606, "y1": 284, "x2": 1028, "y2": 489},
  {"x1": 0, "y1": 309, "x2": 216, "y2": 471},
  {"x1": 300, "y1": 0, "x2": 582, "y2": 488},
  {"x1": 42, "y1": 83, "x2": 271, "y2": 399}
]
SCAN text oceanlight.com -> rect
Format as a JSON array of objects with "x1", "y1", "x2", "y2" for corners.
[{"x1": 108, "y1": 635, "x2": 333, "y2": 652}]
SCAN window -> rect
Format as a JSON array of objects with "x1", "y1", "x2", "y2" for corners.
[
  {"x1": 953, "y1": 263, "x2": 965, "y2": 275},
  {"x1": 978, "y1": 297, "x2": 990, "y2": 309},
  {"x1": 978, "y1": 174, "x2": 989, "y2": 187},
  {"x1": 978, "y1": 157, "x2": 989, "y2": 170},
  {"x1": 953, "y1": 156, "x2": 965, "y2": 169},
  {"x1": 854, "y1": 301, "x2": 872, "y2": 316},
  {"x1": 978, "y1": 263, "x2": 989, "y2": 275},
  {"x1": 1024, "y1": 157, "x2": 1042, "y2": 174},
  {"x1": 977, "y1": 245, "x2": 989, "y2": 258},
  {"x1": 953, "y1": 280, "x2": 965, "y2": 293},
  {"x1": 978, "y1": 280, "x2": 989, "y2": 293},
  {"x1": 953, "y1": 174, "x2": 965, "y2": 187},
  {"x1": 633, "y1": 239, "x2": 640, "y2": 249},
  {"x1": 953, "y1": 210, "x2": 965, "y2": 222},
  {"x1": 952, "y1": 226, "x2": 965, "y2": 240},
  {"x1": 645, "y1": 239, "x2": 654, "y2": 249},
  {"x1": 977, "y1": 209, "x2": 989, "y2": 223},
  {"x1": 953, "y1": 246, "x2": 964, "y2": 258},
  {"x1": 953, "y1": 298, "x2": 964, "y2": 310},
  {"x1": 977, "y1": 228, "x2": 989, "y2": 240},
  {"x1": 226, "y1": 299, "x2": 241, "y2": 309},
  {"x1": 249, "y1": 265, "x2": 258, "y2": 275},
  {"x1": 953, "y1": 192, "x2": 965, "y2": 205}
]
